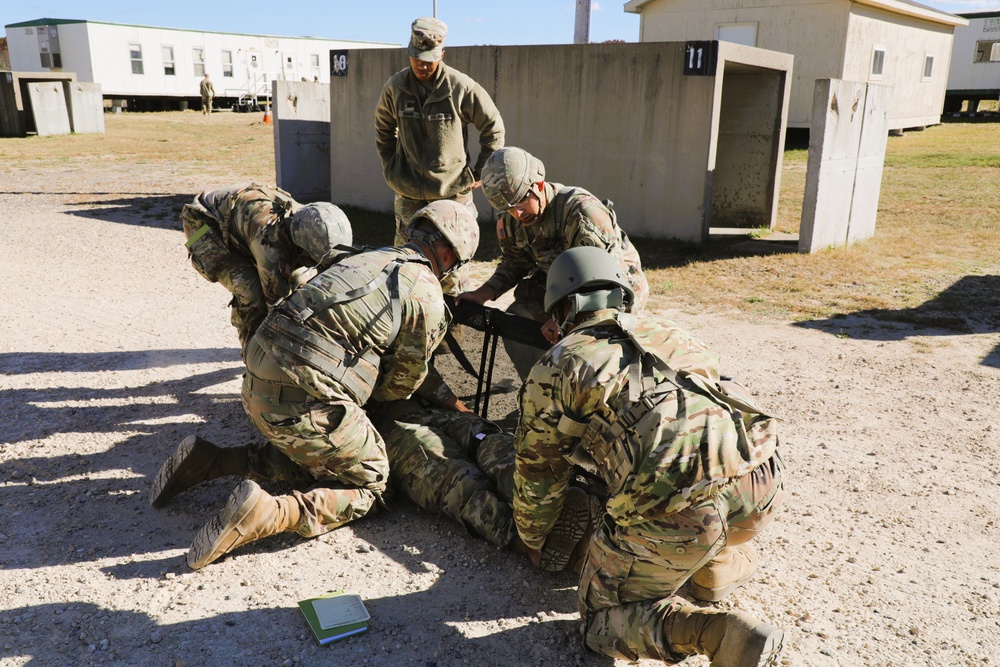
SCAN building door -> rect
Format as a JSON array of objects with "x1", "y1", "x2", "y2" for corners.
[{"x1": 282, "y1": 53, "x2": 297, "y2": 81}]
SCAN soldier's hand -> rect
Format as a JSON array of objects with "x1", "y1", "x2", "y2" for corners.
[
  {"x1": 455, "y1": 285, "x2": 496, "y2": 306},
  {"x1": 541, "y1": 317, "x2": 562, "y2": 344}
]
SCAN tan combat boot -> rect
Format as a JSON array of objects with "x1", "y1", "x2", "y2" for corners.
[
  {"x1": 669, "y1": 604, "x2": 784, "y2": 667},
  {"x1": 187, "y1": 480, "x2": 301, "y2": 570},
  {"x1": 690, "y1": 543, "x2": 759, "y2": 602},
  {"x1": 540, "y1": 487, "x2": 595, "y2": 572},
  {"x1": 149, "y1": 435, "x2": 250, "y2": 508}
]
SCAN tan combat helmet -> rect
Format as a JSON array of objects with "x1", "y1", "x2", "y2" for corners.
[
  {"x1": 404, "y1": 200, "x2": 480, "y2": 266},
  {"x1": 288, "y1": 202, "x2": 353, "y2": 264},
  {"x1": 544, "y1": 246, "x2": 634, "y2": 316},
  {"x1": 481, "y1": 147, "x2": 545, "y2": 211}
]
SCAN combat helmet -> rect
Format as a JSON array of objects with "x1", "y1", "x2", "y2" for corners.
[
  {"x1": 404, "y1": 199, "x2": 480, "y2": 266},
  {"x1": 288, "y1": 202, "x2": 353, "y2": 264},
  {"x1": 544, "y1": 246, "x2": 634, "y2": 317},
  {"x1": 481, "y1": 147, "x2": 545, "y2": 211}
]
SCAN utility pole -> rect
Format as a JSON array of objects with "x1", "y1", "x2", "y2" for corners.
[
  {"x1": 433, "y1": 0, "x2": 438, "y2": 18},
  {"x1": 574, "y1": 0, "x2": 591, "y2": 44}
]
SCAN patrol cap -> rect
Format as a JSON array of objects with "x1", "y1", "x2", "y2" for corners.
[
  {"x1": 408, "y1": 17, "x2": 447, "y2": 62},
  {"x1": 481, "y1": 147, "x2": 546, "y2": 211},
  {"x1": 544, "y1": 246, "x2": 634, "y2": 314}
]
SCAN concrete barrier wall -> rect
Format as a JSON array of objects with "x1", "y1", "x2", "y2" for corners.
[
  {"x1": 799, "y1": 79, "x2": 892, "y2": 253},
  {"x1": 26, "y1": 82, "x2": 71, "y2": 136},
  {"x1": 327, "y1": 41, "x2": 792, "y2": 241},
  {"x1": 273, "y1": 80, "x2": 331, "y2": 203},
  {"x1": 67, "y1": 82, "x2": 105, "y2": 134}
]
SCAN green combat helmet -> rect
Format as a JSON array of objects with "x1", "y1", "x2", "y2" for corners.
[
  {"x1": 288, "y1": 202, "x2": 353, "y2": 264},
  {"x1": 481, "y1": 146, "x2": 545, "y2": 211},
  {"x1": 544, "y1": 246, "x2": 634, "y2": 321},
  {"x1": 404, "y1": 199, "x2": 480, "y2": 265}
]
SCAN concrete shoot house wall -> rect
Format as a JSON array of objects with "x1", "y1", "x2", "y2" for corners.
[{"x1": 325, "y1": 41, "x2": 792, "y2": 242}]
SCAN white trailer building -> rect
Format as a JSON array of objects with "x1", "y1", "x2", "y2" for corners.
[
  {"x1": 944, "y1": 11, "x2": 1000, "y2": 114},
  {"x1": 624, "y1": 0, "x2": 967, "y2": 131},
  {"x1": 4, "y1": 18, "x2": 395, "y2": 110}
]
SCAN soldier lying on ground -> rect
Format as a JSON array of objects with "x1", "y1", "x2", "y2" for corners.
[
  {"x1": 152, "y1": 200, "x2": 478, "y2": 569},
  {"x1": 181, "y1": 183, "x2": 353, "y2": 353},
  {"x1": 369, "y1": 398, "x2": 599, "y2": 571},
  {"x1": 513, "y1": 247, "x2": 786, "y2": 667}
]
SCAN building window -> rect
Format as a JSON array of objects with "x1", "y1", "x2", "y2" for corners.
[
  {"x1": 222, "y1": 50, "x2": 234, "y2": 77},
  {"x1": 871, "y1": 47, "x2": 885, "y2": 78},
  {"x1": 716, "y1": 23, "x2": 757, "y2": 47},
  {"x1": 193, "y1": 47, "x2": 205, "y2": 77},
  {"x1": 974, "y1": 40, "x2": 1000, "y2": 63},
  {"x1": 163, "y1": 46, "x2": 175, "y2": 76},
  {"x1": 310, "y1": 53, "x2": 320, "y2": 68},
  {"x1": 130, "y1": 44, "x2": 144, "y2": 75},
  {"x1": 922, "y1": 54, "x2": 934, "y2": 80}
]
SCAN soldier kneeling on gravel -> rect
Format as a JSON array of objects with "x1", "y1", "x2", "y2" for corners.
[
  {"x1": 370, "y1": 399, "x2": 601, "y2": 571},
  {"x1": 151, "y1": 200, "x2": 478, "y2": 569},
  {"x1": 513, "y1": 247, "x2": 787, "y2": 667}
]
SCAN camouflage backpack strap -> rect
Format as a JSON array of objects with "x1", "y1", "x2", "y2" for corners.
[{"x1": 552, "y1": 187, "x2": 579, "y2": 240}]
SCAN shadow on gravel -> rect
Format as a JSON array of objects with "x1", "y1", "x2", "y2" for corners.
[
  {"x1": 63, "y1": 194, "x2": 190, "y2": 230},
  {"x1": 794, "y1": 274, "x2": 1000, "y2": 368}
]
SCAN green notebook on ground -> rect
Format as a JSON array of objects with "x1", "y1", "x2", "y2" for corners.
[{"x1": 297, "y1": 591, "x2": 370, "y2": 645}]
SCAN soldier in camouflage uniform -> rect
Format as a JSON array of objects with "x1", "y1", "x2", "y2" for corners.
[
  {"x1": 181, "y1": 183, "x2": 353, "y2": 352},
  {"x1": 456, "y1": 147, "x2": 648, "y2": 379},
  {"x1": 151, "y1": 200, "x2": 479, "y2": 569},
  {"x1": 513, "y1": 247, "x2": 786, "y2": 666},
  {"x1": 369, "y1": 399, "x2": 597, "y2": 569},
  {"x1": 374, "y1": 17, "x2": 504, "y2": 247}
]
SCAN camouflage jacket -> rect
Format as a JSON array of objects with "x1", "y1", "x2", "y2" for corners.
[
  {"x1": 255, "y1": 246, "x2": 451, "y2": 405},
  {"x1": 513, "y1": 309, "x2": 779, "y2": 549},
  {"x1": 185, "y1": 183, "x2": 305, "y2": 305},
  {"x1": 482, "y1": 183, "x2": 648, "y2": 311},
  {"x1": 374, "y1": 63, "x2": 504, "y2": 200}
]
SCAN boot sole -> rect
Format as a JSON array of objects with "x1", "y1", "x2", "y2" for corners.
[
  {"x1": 540, "y1": 488, "x2": 590, "y2": 572},
  {"x1": 187, "y1": 480, "x2": 261, "y2": 570},
  {"x1": 149, "y1": 435, "x2": 201, "y2": 508},
  {"x1": 738, "y1": 623, "x2": 784, "y2": 667}
]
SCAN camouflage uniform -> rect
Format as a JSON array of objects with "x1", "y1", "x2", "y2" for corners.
[
  {"x1": 240, "y1": 246, "x2": 452, "y2": 536},
  {"x1": 181, "y1": 183, "x2": 304, "y2": 350},
  {"x1": 514, "y1": 309, "x2": 784, "y2": 662},
  {"x1": 483, "y1": 182, "x2": 649, "y2": 323},
  {"x1": 371, "y1": 401, "x2": 517, "y2": 546}
]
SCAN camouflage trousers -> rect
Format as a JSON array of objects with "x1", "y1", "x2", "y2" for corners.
[
  {"x1": 181, "y1": 204, "x2": 266, "y2": 351},
  {"x1": 240, "y1": 362, "x2": 389, "y2": 538},
  {"x1": 393, "y1": 192, "x2": 476, "y2": 296},
  {"x1": 503, "y1": 273, "x2": 551, "y2": 380},
  {"x1": 371, "y1": 401, "x2": 517, "y2": 546},
  {"x1": 578, "y1": 452, "x2": 785, "y2": 662}
]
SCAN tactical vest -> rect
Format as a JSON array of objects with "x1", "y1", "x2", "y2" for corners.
[
  {"x1": 558, "y1": 313, "x2": 778, "y2": 524},
  {"x1": 258, "y1": 247, "x2": 431, "y2": 405}
]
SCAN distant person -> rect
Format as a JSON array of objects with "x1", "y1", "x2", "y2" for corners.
[
  {"x1": 180, "y1": 183, "x2": 353, "y2": 353},
  {"x1": 456, "y1": 146, "x2": 648, "y2": 379},
  {"x1": 374, "y1": 17, "x2": 504, "y2": 247},
  {"x1": 200, "y1": 73, "x2": 214, "y2": 114}
]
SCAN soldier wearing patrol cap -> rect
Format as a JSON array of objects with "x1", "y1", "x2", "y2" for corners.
[
  {"x1": 151, "y1": 200, "x2": 480, "y2": 569},
  {"x1": 456, "y1": 147, "x2": 648, "y2": 380},
  {"x1": 513, "y1": 246, "x2": 786, "y2": 666},
  {"x1": 374, "y1": 18, "x2": 505, "y2": 257},
  {"x1": 180, "y1": 183, "x2": 353, "y2": 353}
]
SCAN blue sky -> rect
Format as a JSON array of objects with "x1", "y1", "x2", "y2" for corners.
[{"x1": 3, "y1": 1, "x2": 999, "y2": 45}]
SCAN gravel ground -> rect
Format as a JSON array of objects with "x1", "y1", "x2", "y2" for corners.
[{"x1": 1, "y1": 116, "x2": 999, "y2": 667}]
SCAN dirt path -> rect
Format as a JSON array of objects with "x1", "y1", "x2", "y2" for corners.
[{"x1": 1, "y1": 120, "x2": 999, "y2": 667}]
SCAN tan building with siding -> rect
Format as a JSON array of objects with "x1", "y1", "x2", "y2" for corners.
[{"x1": 624, "y1": 0, "x2": 966, "y2": 130}]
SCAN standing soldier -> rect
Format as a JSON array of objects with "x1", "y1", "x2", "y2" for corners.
[
  {"x1": 374, "y1": 17, "x2": 503, "y2": 271},
  {"x1": 200, "y1": 73, "x2": 214, "y2": 114},
  {"x1": 180, "y1": 183, "x2": 353, "y2": 353},
  {"x1": 457, "y1": 146, "x2": 648, "y2": 379},
  {"x1": 151, "y1": 200, "x2": 478, "y2": 569},
  {"x1": 513, "y1": 247, "x2": 786, "y2": 666}
]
